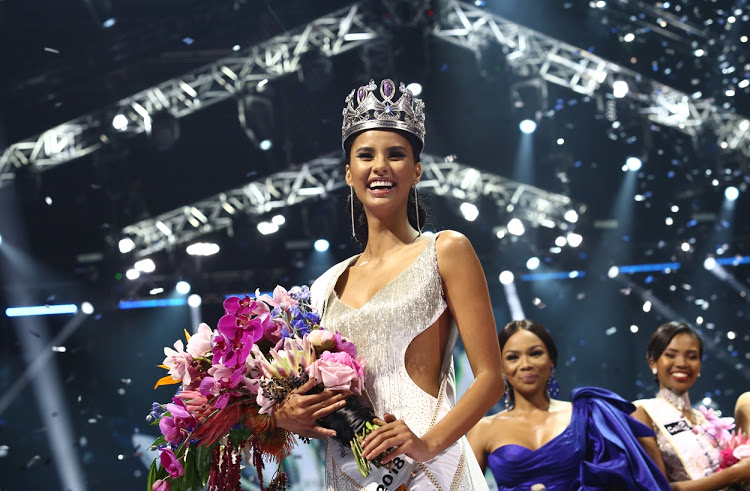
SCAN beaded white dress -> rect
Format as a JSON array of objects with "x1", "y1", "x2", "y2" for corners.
[{"x1": 310, "y1": 233, "x2": 488, "y2": 490}]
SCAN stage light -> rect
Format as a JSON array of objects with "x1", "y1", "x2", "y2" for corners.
[
  {"x1": 625, "y1": 157, "x2": 642, "y2": 171},
  {"x1": 149, "y1": 288, "x2": 164, "y2": 295},
  {"x1": 623, "y1": 33, "x2": 635, "y2": 42},
  {"x1": 665, "y1": 217, "x2": 674, "y2": 226},
  {"x1": 703, "y1": 396, "x2": 712, "y2": 405},
  {"x1": 126, "y1": 269, "x2": 140, "y2": 280},
  {"x1": 566, "y1": 233, "x2": 583, "y2": 248},
  {"x1": 725, "y1": 186, "x2": 739, "y2": 201},
  {"x1": 6, "y1": 304, "x2": 78, "y2": 317},
  {"x1": 459, "y1": 202, "x2": 479, "y2": 221},
  {"x1": 519, "y1": 119, "x2": 537, "y2": 134},
  {"x1": 232, "y1": 44, "x2": 240, "y2": 51},
  {"x1": 81, "y1": 302, "x2": 94, "y2": 315},
  {"x1": 557, "y1": 138, "x2": 564, "y2": 145},
  {"x1": 134, "y1": 258, "x2": 156, "y2": 273},
  {"x1": 642, "y1": 301, "x2": 651, "y2": 313},
  {"x1": 118, "y1": 298, "x2": 187, "y2": 310},
  {"x1": 259, "y1": 139, "x2": 273, "y2": 151},
  {"x1": 112, "y1": 114, "x2": 128, "y2": 131},
  {"x1": 526, "y1": 257, "x2": 540, "y2": 270},
  {"x1": 704, "y1": 257, "x2": 717, "y2": 270},
  {"x1": 630, "y1": 325, "x2": 639, "y2": 333},
  {"x1": 257, "y1": 221, "x2": 279, "y2": 235},
  {"x1": 187, "y1": 294, "x2": 202, "y2": 308},
  {"x1": 119, "y1": 238, "x2": 135, "y2": 254},
  {"x1": 176, "y1": 281, "x2": 191, "y2": 295},
  {"x1": 507, "y1": 218, "x2": 525, "y2": 236},
  {"x1": 607, "y1": 266, "x2": 619, "y2": 278},
  {"x1": 186, "y1": 242, "x2": 220, "y2": 256},
  {"x1": 564, "y1": 210, "x2": 578, "y2": 223},
  {"x1": 0, "y1": 233, "x2": 3, "y2": 246},
  {"x1": 102, "y1": 18, "x2": 116, "y2": 28},
  {"x1": 406, "y1": 82, "x2": 423, "y2": 96},
  {"x1": 612, "y1": 80, "x2": 629, "y2": 98},
  {"x1": 499, "y1": 271, "x2": 515, "y2": 285},
  {"x1": 728, "y1": 331, "x2": 736, "y2": 340},
  {"x1": 680, "y1": 242, "x2": 690, "y2": 252},
  {"x1": 272, "y1": 215, "x2": 286, "y2": 226},
  {"x1": 314, "y1": 239, "x2": 330, "y2": 252},
  {"x1": 555, "y1": 236, "x2": 567, "y2": 247}
]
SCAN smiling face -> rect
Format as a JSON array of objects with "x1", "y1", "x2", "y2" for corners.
[
  {"x1": 502, "y1": 329, "x2": 554, "y2": 398},
  {"x1": 345, "y1": 129, "x2": 421, "y2": 221},
  {"x1": 650, "y1": 332, "x2": 702, "y2": 394}
]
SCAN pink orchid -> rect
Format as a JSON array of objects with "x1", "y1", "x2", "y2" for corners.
[
  {"x1": 159, "y1": 447, "x2": 184, "y2": 478},
  {"x1": 259, "y1": 285, "x2": 298, "y2": 311},
  {"x1": 162, "y1": 340, "x2": 194, "y2": 386},
  {"x1": 697, "y1": 405, "x2": 735, "y2": 446},
  {"x1": 306, "y1": 350, "x2": 365, "y2": 394},
  {"x1": 159, "y1": 398, "x2": 198, "y2": 444},
  {"x1": 186, "y1": 323, "x2": 214, "y2": 358},
  {"x1": 152, "y1": 479, "x2": 171, "y2": 491},
  {"x1": 215, "y1": 314, "x2": 264, "y2": 368}
]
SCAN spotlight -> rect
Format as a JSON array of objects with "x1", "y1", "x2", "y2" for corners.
[
  {"x1": 118, "y1": 238, "x2": 136, "y2": 254},
  {"x1": 526, "y1": 257, "x2": 540, "y2": 270},
  {"x1": 459, "y1": 202, "x2": 479, "y2": 221},
  {"x1": 406, "y1": 82, "x2": 423, "y2": 96},
  {"x1": 259, "y1": 139, "x2": 273, "y2": 151},
  {"x1": 271, "y1": 215, "x2": 286, "y2": 226},
  {"x1": 134, "y1": 258, "x2": 156, "y2": 273},
  {"x1": 112, "y1": 114, "x2": 128, "y2": 131},
  {"x1": 630, "y1": 325, "x2": 639, "y2": 333},
  {"x1": 186, "y1": 242, "x2": 220, "y2": 256},
  {"x1": 642, "y1": 301, "x2": 651, "y2": 313},
  {"x1": 125, "y1": 269, "x2": 140, "y2": 280},
  {"x1": 187, "y1": 294, "x2": 202, "y2": 308},
  {"x1": 680, "y1": 242, "x2": 690, "y2": 252},
  {"x1": 612, "y1": 80, "x2": 629, "y2": 98},
  {"x1": 314, "y1": 239, "x2": 330, "y2": 252},
  {"x1": 150, "y1": 287, "x2": 164, "y2": 295},
  {"x1": 507, "y1": 218, "x2": 525, "y2": 236},
  {"x1": 555, "y1": 236, "x2": 567, "y2": 247},
  {"x1": 566, "y1": 233, "x2": 583, "y2": 248},
  {"x1": 607, "y1": 266, "x2": 619, "y2": 278},
  {"x1": 257, "y1": 222, "x2": 279, "y2": 235},
  {"x1": 519, "y1": 119, "x2": 537, "y2": 134},
  {"x1": 102, "y1": 17, "x2": 116, "y2": 28},
  {"x1": 0, "y1": 233, "x2": 3, "y2": 246},
  {"x1": 81, "y1": 302, "x2": 95, "y2": 315},
  {"x1": 703, "y1": 257, "x2": 717, "y2": 270},
  {"x1": 499, "y1": 270, "x2": 515, "y2": 285},
  {"x1": 176, "y1": 281, "x2": 191, "y2": 295},
  {"x1": 625, "y1": 157, "x2": 642, "y2": 171},
  {"x1": 728, "y1": 331, "x2": 736, "y2": 340},
  {"x1": 725, "y1": 186, "x2": 739, "y2": 201},
  {"x1": 563, "y1": 210, "x2": 578, "y2": 223}
]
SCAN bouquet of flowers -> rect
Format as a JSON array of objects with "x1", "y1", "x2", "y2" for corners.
[
  {"x1": 146, "y1": 286, "x2": 388, "y2": 491},
  {"x1": 694, "y1": 406, "x2": 750, "y2": 489}
]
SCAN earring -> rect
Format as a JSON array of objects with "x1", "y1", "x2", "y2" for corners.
[
  {"x1": 350, "y1": 186, "x2": 356, "y2": 238},
  {"x1": 503, "y1": 376, "x2": 513, "y2": 410},
  {"x1": 546, "y1": 367, "x2": 560, "y2": 399},
  {"x1": 651, "y1": 367, "x2": 657, "y2": 375},
  {"x1": 413, "y1": 184, "x2": 421, "y2": 235}
]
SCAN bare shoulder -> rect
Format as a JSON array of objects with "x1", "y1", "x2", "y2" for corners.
[
  {"x1": 737, "y1": 392, "x2": 750, "y2": 408},
  {"x1": 434, "y1": 230, "x2": 473, "y2": 256},
  {"x1": 631, "y1": 403, "x2": 653, "y2": 425}
]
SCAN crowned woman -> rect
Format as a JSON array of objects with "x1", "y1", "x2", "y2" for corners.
[{"x1": 272, "y1": 79, "x2": 504, "y2": 490}]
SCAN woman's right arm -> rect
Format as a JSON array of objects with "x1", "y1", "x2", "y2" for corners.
[
  {"x1": 631, "y1": 405, "x2": 668, "y2": 477},
  {"x1": 272, "y1": 377, "x2": 348, "y2": 439}
]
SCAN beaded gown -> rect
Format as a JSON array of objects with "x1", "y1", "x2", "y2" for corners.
[{"x1": 310, "y1": 233, "x2": 488, "y2": 490}]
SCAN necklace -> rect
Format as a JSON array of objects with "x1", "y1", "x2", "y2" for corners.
[{"x1": 657, "y1": 387, "x2": 694, "y2": 420}]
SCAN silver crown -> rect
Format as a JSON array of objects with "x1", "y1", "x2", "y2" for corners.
[{"x1": 341, "y1": 79, "x2": 425, "y2": 149}]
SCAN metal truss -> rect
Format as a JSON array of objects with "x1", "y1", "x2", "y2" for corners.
[
  {"x1": 121, "y1": 153, "x2": 577, "y2": 258},
  {"x1": 433, "y1": 1, "x2": 750, "y2": 158},
  {"x1": 0, "y1": 3, "x2": 377, "y2": 186}
]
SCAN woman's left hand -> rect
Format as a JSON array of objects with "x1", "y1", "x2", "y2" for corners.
[{"x1": 362, "y1": 413, "x2": 437, "y2": 464}]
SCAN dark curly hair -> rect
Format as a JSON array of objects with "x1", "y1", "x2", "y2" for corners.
[{"x1": 343, "y1": 129, "x2": 427, "y2": 245}]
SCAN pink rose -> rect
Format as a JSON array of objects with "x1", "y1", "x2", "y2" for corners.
[
  {"x1": 719, "y1": 448, "x2": 739, "y2": 469},
  {"x1": 306, "y1": 351, "x2": 365, "y2": 394},
  {"x1": 152, "y1": 479, "x2": 171, "y2": 491},
  {"x1": 159, "y1": 447, "x2": 184, "y2": 478},
  {"x1": 307, "y1": 329, "x2": 337, "y2": 353}
]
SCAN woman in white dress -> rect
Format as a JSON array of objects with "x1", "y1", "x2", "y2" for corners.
[
  {"x1": 632, "y1": 321, "x2": 750, "y2": 490},
  {"x1": 272, "y1": 79, "x2": 503, "y2": 490}
]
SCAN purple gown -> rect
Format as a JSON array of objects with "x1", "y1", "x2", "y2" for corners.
[{"x1": 487, "y1": 387, "x2": 670, "y2": 490}]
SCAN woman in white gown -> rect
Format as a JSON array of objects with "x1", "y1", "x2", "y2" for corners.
[{"x1": 273, "y1": 79, "x2": 503, "y2": 490}]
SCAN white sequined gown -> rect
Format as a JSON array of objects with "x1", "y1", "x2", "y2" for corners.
[{"x1": 310, "y1": 233, "x2": 488, "y2": 491}]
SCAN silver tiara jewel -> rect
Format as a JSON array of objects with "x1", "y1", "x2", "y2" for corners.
[{"x1": 341, "y1": 79, "x2": 425, "y2": 149}]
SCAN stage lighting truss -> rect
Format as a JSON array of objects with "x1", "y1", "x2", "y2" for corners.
[
  {"x1": 432, "y1": 1, "x2": 750, "y2": 160},
  {"x1": 0, "y1": 3, "x2": 377, "y2": 186},
  {"x1": 4, "y1": 0, "x2": 747, "y2": 189},
  {"x1": 120, "y1": 153, "x2": 578, "y2": 257}
]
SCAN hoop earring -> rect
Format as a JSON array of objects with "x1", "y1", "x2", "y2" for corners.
[
  {"x1": 546, "y1": 367, "x2": 560, "y2": 399},
  {"x1": 413, "y1": 184, "x2": 421, "y2": 235},
  {"x1": 350, "y1": 186, "x2": 356, "y2": 238}
]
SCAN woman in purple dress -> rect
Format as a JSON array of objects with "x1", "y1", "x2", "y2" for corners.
[{"x1": 468, "y1": 319, "x2": 670, "y2": 490}]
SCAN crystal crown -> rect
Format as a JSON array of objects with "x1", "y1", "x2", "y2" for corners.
[{"x1": 341, "y1": 79, "x2": 425, "y2": 150}]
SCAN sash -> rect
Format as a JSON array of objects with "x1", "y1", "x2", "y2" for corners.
[{"x1": 635, "y1": 398, "x2": 720, "y2": 480}]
